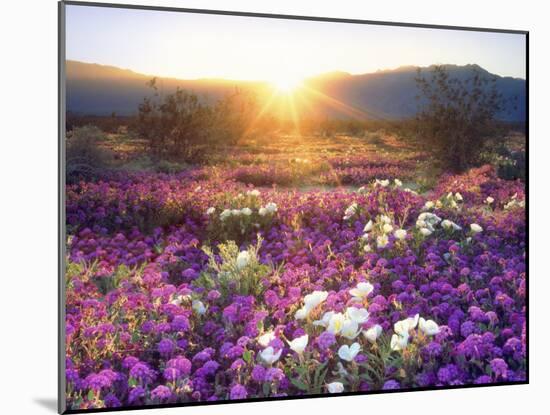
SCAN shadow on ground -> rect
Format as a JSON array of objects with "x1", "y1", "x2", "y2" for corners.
[{"x1": 34, "y1": 398, "x2": 57, "y2": 413}]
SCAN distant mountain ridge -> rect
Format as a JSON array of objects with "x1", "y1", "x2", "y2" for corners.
[{"x1": 66, "y1": 60, "x2": 526, "y2": 122}]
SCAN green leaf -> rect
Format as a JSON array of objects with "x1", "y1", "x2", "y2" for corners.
[
  {"x1": 128, "y1": 377, "x2": 137, "y2": 387},
  {"x1": 290, "y1": 377, "x2": 309, "y2": 391},
  {"x1": 87, "y1": 390, "x2": 95, "y2": 401},
  {"x1": 314, "y1": 361, "x2": 328, "y2": 386},
  {"x1": 243, "y1": 350, "x2": 252, "y2": 364}
]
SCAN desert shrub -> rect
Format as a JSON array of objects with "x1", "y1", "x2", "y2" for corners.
[
  {"x1": 319, "y1": 117, "x2": 337, "y2": 138},
  {"x1": 120, "y1": 154, "x2": 189, "y2": 174},
  {"x1": 137, "y1": 80, "x2": 212, "y2": 159},
  {"x1": 198, "y1": 237, "x2": 271, "y2": 298},
  {"x1": 66, "y1": 125, "x2": 112, "y2": 182},
  {"x1": 210, "y1": 89, "x2": 260, "y2": 145},
  {"x1": 479, "y1": 141, "x2": 526, "y2": 182},
  {"x1": 121, "y1": 155, "x2": 156, "y2": 172},
  {"x1": 66, "y1": 112, "x2": 134, "y2": 133},
  {"x1": 136, "y1": 80, "x2": 261, "y2": 162},
  {"x1": 363, "y1": 131, "x2": 385, "y2": 146},
  {"x1": 156, "y1": 159, "x2": 189, "y2": 174},
  {"x1": 496, "y1": 150, "x2": 526, "y2": 181},
  {"x1": 205, "y1": 192, "x2": 277, "y2": 244},
  {"x1": 415, "y1": 65, "x2": 505, "y2": 172}
]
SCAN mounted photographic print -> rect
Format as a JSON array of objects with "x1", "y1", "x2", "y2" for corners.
[{"x1": 58, "y1": 1, "x2": 528, "y2": 413}]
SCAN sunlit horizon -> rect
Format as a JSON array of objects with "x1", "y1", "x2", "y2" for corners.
[
  {"x1": 68, "y1": 58, "x2": 524, "y2": 86},
  {"x1": 66, "y1": 5, "x2": 527, "y2": 83}
]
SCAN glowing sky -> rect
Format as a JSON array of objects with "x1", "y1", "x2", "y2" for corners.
[{"x1": 65, "y1": 4, "x2": 526, "y2": 83}]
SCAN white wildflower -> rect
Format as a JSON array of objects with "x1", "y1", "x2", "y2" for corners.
[
  {"x1": 304, "y1": 291, "x2": 329, "y2": 310},
  {"x1": 340, "y1": 319, "x2": 361, "y2": 340},
  {"x1": 343, "y1": 203, "x2": 358, "y2": 220},
  {"x1": 349, "y1": 282, "x2": 374, "y2": 299},
  {"x1": 380, "y1": 215, "x2": 392, "y2": 224},
  {"x1": 377, "y1": 234, "x2": 389, "y2": 248},
  {"x1": 296, "y1": 291, "x2": 329, "y2": 320},
  {"x1": 470, "y1": 223, "x2": 483, "y2": 233},
  {"x1": 288, "y1": 334, "x2": 308, "y2": 355},
  {"x1": 326, "y1": 313, "x2": 346, "y2": 335},
  {"x1": 192, "y1": 300, "x2": 206, "y2": 315},
  {"x1": 363, "y1": 324, "x2": 383, "y2": 343},
  {"x1": 258, "y1": 331, "x2": 276, "y2": 347},
  {"x1": 382, "y1": 223, "x2": 393, "y2": 234},
  {"x1": 441, "y1": 219, "x2": 462, "y2": 231},
  {"x1": 394, "y1": 229, "x2": 407, "y2": 240},
  {"x1": 394, "y1": 314, "x2": 419, "y2": 337},
  {"x1": 327, "y1": 382, "x2": 344, "y2": 393},
  {"x1": 313, "y1": 311, "x2": 335, "y2": 328},
  {"x1": 363, "y1": 220, "x2": 374, "y2": 233},
  {"x1": 345, "y1": 307, "x2": 370, "y2": 324},
  {"x1": 236, "y1": 251, "x2": 251, "y2": 270},
  {"x1": 220, "y1": 209, "x2": 231, "y2": 221},
  {"x1": 390, "y1": 333, "x2": 409, "y2": 351},
  {"x1": 265, "y1": 202, "x2": 278, "y2": 214},
  {"x1": 260, "y1": 346, "x2": 282, "y2": 365},
  {"x1": 420, "y1": 228, "x2": 432, "y2": 236},
  {"x1": 418, "y1": 317, "x2": 440, "y2": 336},
  {"x1": 338, "y1": 343, "x2": 361, "y2": 362}
]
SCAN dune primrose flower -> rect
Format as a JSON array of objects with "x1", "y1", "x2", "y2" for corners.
[{"x1": 338, "y1": 343, "x2": 361, "y2": 362}]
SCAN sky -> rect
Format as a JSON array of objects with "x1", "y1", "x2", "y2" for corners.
[{"x1": 65, "y1": 4, "x2": 526, "y2": 85}]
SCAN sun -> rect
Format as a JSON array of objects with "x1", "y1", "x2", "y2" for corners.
[{"x1": 271, "y1": 76, "x2": 303, "y2": 94}]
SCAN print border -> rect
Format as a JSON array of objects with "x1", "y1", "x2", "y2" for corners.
[{"x1": 58, "y1": 1, "x2": 529, "y2": 413}]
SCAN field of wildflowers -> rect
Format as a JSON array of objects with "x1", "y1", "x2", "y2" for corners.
[{"x1": 64, "y1": 134, "x2": 526, "y2": 410}]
